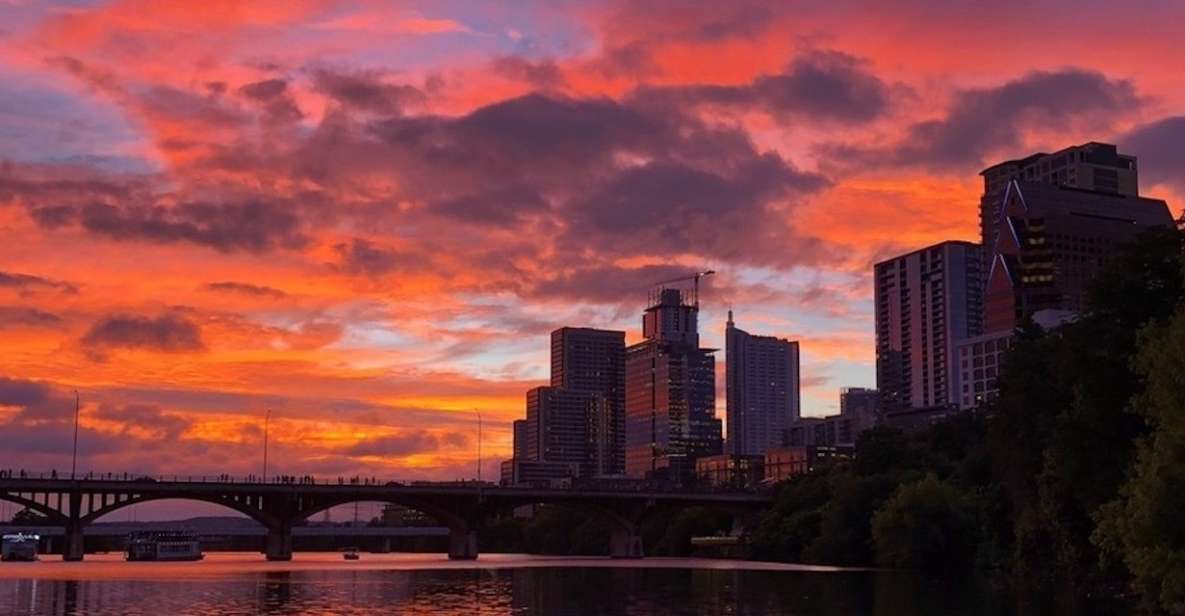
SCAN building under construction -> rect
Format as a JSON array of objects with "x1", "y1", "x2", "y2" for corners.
[{"x1": 624, "y1": 275, "x2": 723, "y2": 482}]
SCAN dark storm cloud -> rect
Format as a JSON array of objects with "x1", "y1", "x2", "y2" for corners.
[
  {"x1": 312, "y1": 69, "x2": 426, "y2": 115},
  {"x1": 353, "y1": 93, "x2": 830, "y2": 269},
  {"x1": 431, "y1": 184, "x2": 548, "y2": 224},
  {"x1": 0, "y1": 270, "x2": 77, "y2": 294},
  {"x1": 444, "y1": 93, "x2": 662, "y2": 170},
  {"x1": 34, "y1": 200, "x2": 309, "y2": 252},
  {"x1": 1119, "y1": 116, "x2": 1185, "y2": 195},
  {"x1": 636, "y1": 50, "x2": 893, "y2": 123},
  {"x1": 0, "y1": 306, "x2": 62, "y2": 328},
  {"x1": 237, "y1": 78, "x2": 303, "y2": 123},
  {"x1": 334, "y1": 239, "x2": 403, "y2": 275},
  {"x1": 12, "y1": 74, "x2": 834, "y2": 278},
  {"x1": 490, "y1": 56, "x2": 565, "y2": 89},
  {"x1": 204, "y1": 281, "x2": 289, "y2": 299},
  {"x1": 81, "y1": 313, "x2": 205, "y2": 356},
  {"x1": 345, "y1": 430, "x2": 469, "y2": 457},
  {"x1": 238, "y1": 78, "x2": 288, "y2": 101},
  {"x1": 828, "y1": 69, "x2": 1140, "y2": 172},
  {"x1": 575, "y1": 157, "x2": 818, "y2": 233},
  {"x1": 0, "y1": 377, "x2": 51, "y2": 407},
  {"x1": 27, "y1": 204, "x2": 76, "y2": 228},
  {"x1": 92, "y1": 403, "x2": 191, "y2": 439},
  {"x1": 528, "y1": 263, "x2": 700, "y2": 303}
]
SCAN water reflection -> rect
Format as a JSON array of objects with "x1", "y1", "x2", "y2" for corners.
[{"x1": 0, "y1": 553, "x2": 1085, "y2": 615}]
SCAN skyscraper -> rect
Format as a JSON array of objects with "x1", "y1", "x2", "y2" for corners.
[
  {"x1": 979, "y1": 142, "x2": 1141, "y2": 278},
  {"x1": 512, "y1": 419, "x2": 528, "y2": 460},
  {"x1": 521, "y1": 327, "x2": 626, "y2": 478},
  {"x1": 525, "y1": 386, "x2": 596, "y2": 473},
  {"x1": 875, "y1": 241, "x2": 983, "y2": 412},
  {"x1": 550, "y1": 327, "x2": 626, "y2": 475},
  {"x1": 725, "y1": 311, "x2": 800, "y2": 456},
  {"x1": 979, "y1": 144, "x2": 1173, "y2": 332},
  {"x1": 625, "y1": 288, "x2": 721, "y2": 481}
]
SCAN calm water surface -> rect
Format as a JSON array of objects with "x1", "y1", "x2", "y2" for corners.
[{"x1": 0, "y1": 552, "x2": 1022, "y2": 615}]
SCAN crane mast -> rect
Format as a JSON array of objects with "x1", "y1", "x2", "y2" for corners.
[{"x1": 650, "y1": 270, "x2": 715, "y2": 308}]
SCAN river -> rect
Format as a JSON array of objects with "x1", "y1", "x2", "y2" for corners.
[{"x1": 0, "y1": 552, "x2": 1059, "y2": 615}]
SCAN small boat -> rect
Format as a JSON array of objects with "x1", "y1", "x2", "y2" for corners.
[
  {"x1": 1, "y1": 533, "x2": 39, "y2": 562},
  {"x1": 125, "y1": 531, "x2": 204, "y2": 561},
  {"x1": 343, "y1": 547, "x2": 360, "y2": 560}
]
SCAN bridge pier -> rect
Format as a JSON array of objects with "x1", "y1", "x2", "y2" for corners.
[
  {"x1": 609, "y1": 526, "x2": 644, "y2": 559},
  {"x1": 447, "y1": 526, "x2": 478, "y2": 560},
  {"x1": 265, "y1": 525, "x2": 293, "y2": 561},
  {"x1": 63, "y1": 523, "x2": 85, "y2": 562}
]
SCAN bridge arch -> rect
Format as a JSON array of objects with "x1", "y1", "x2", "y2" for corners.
[
  {"x1": 79, "y1": 494, "x2": 281, "y2": 528},
  {"x1": 0, "y1": 492, "x2": 68, "y2": 525},
  {"x1": 292, "y1": 496, "x2": 467, "y2": 531}
]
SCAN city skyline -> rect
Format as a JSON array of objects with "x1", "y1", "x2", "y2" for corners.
[{"x1": 1, "y1": 1, "x2": 1184, "y2": 485}]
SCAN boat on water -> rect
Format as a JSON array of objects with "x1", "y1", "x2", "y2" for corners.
[
  {"x1": 125, "y1": 531, "x2": 204, "y2": 561},
  {"x1": 343, "y1": 547, "x2": 360, "y2": 560},
  {"x1": 1, "y1": 533, "x2": 39, "y2": 562}
]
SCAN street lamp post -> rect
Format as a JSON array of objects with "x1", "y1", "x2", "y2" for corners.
[
  {"x1": 263, "y1": 409, "x2": 271, "y2": 483},
  {"x1": 71, "y1": 390, "x2": 80, "y2": 479},
  {"x1": 474, "y1": 408, "x2": 482, "y2": 483}
]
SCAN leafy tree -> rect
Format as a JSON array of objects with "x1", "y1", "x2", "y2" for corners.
[
  {"x1": 851, "y1": 425, "x2": 911, "y2": 477},
  {"x1": 645, "y1": 506, "x2": 732, "y2": 556},
  {"x1": 989, "y1": 227, "x2": 1184, "y2": 593},
  {"x1": 747, "y1": 470, "x2": 834, "y2": 562},
  {"x1": 872, "y1": 474, "x2": 977, "y2": 572},
  {"x1": 802, "y1": 473, "x2": 903, "y2": 566},
  {"x1": 1095, "y1": 305, "x2": 1185, "y2": 614}
]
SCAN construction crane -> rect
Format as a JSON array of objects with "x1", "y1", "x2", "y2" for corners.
[{"x1": 652, "y1": 270, "x2": 716, "y2": 308}]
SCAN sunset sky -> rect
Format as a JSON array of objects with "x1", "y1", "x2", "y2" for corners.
[{"x1": 1, "y1": 0, "x2": 1183, "y2": 483}]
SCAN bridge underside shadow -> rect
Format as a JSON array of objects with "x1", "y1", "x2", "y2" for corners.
[{"x1": 0, "y1": 480, "x2": 770, "y2": 561}]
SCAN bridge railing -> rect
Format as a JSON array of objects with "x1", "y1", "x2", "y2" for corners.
[{"x1": 0, "y1": 469, "x2": 768, "y2": 496}]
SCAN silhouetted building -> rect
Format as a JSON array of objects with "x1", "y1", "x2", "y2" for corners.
[
  {"x1": 725, "y1": 311, "x2": 800, "y2": 456},
  {"x1": 980, "y1": 142, "x2": 1139, "y2": 276},
  {"x1": 625, "y1": 288, "x2": 722, "y2": 481},
  {"x1": 512, "y1": 419, "x2": 528, "y2": 460},
  {"x1": 525, "y1": 386, "x2": 598, "y2": 476},
  {"x1": 875, "y1": 241, "x2": 983, "y2": 412},
  {"x1": 785, "y1": 413, "x2": 876, "y2": 449},
  {"x1": 839, "y1": 387, "x2": 879, "y2": 417},
  {"x1": 979, "y1": 161, "x2": 1173, "y2": 332},
  {"x1": 882, "y1": 405, "x2": 960, "y2": 433},
  {"x1": 695, "y1": 454, "x2": 764, "y2": 488},
  {"x1": 499, "y1": 459, "x2": 580, "y2": 487},
  {"x1": 763, "y1": 447, "x2": 815, "y2": 483},
  {"x1": 954, "y1": 331, "x2": 1013, "y2": 409},
  {"x1": 550, "y1": 327, "x2": 626, "y2": 475}
]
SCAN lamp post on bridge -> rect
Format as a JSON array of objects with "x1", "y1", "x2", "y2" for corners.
[
  {"x1": 474, "y1": 408, "x2": 482, "y2": 483},
  {"x1": 70, "y1": 390, "x2": 80, "y2": 479},
  {"x1": 263, "y1": 409, "x2": 271, "y2": 483}
]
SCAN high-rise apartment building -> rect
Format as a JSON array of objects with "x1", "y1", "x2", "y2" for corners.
[
  {"x1": 875, "y1": 241, "x2": 983, "y2": 412},
  {"x1": 520, "y1": 327, "x2": 626, "y2": 478},
  {"x1": 979, "y1": 143, "x2": 1173, "y2": 332},
  {"x1": 512, "y1": 419, "x2": 528, "y2": 460},
  {"x1": 625, "y1": 288, "x2": 721, "y2": 481},
  {"x1": 725, "y1": 311, "x2": 800, "y2": 456},
  {"x1": 550, "y1": 327, "x2": 626, "y2": 475},
  {"x1": 525, "y1": 386, "x2": 596, "y2": 474}
]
